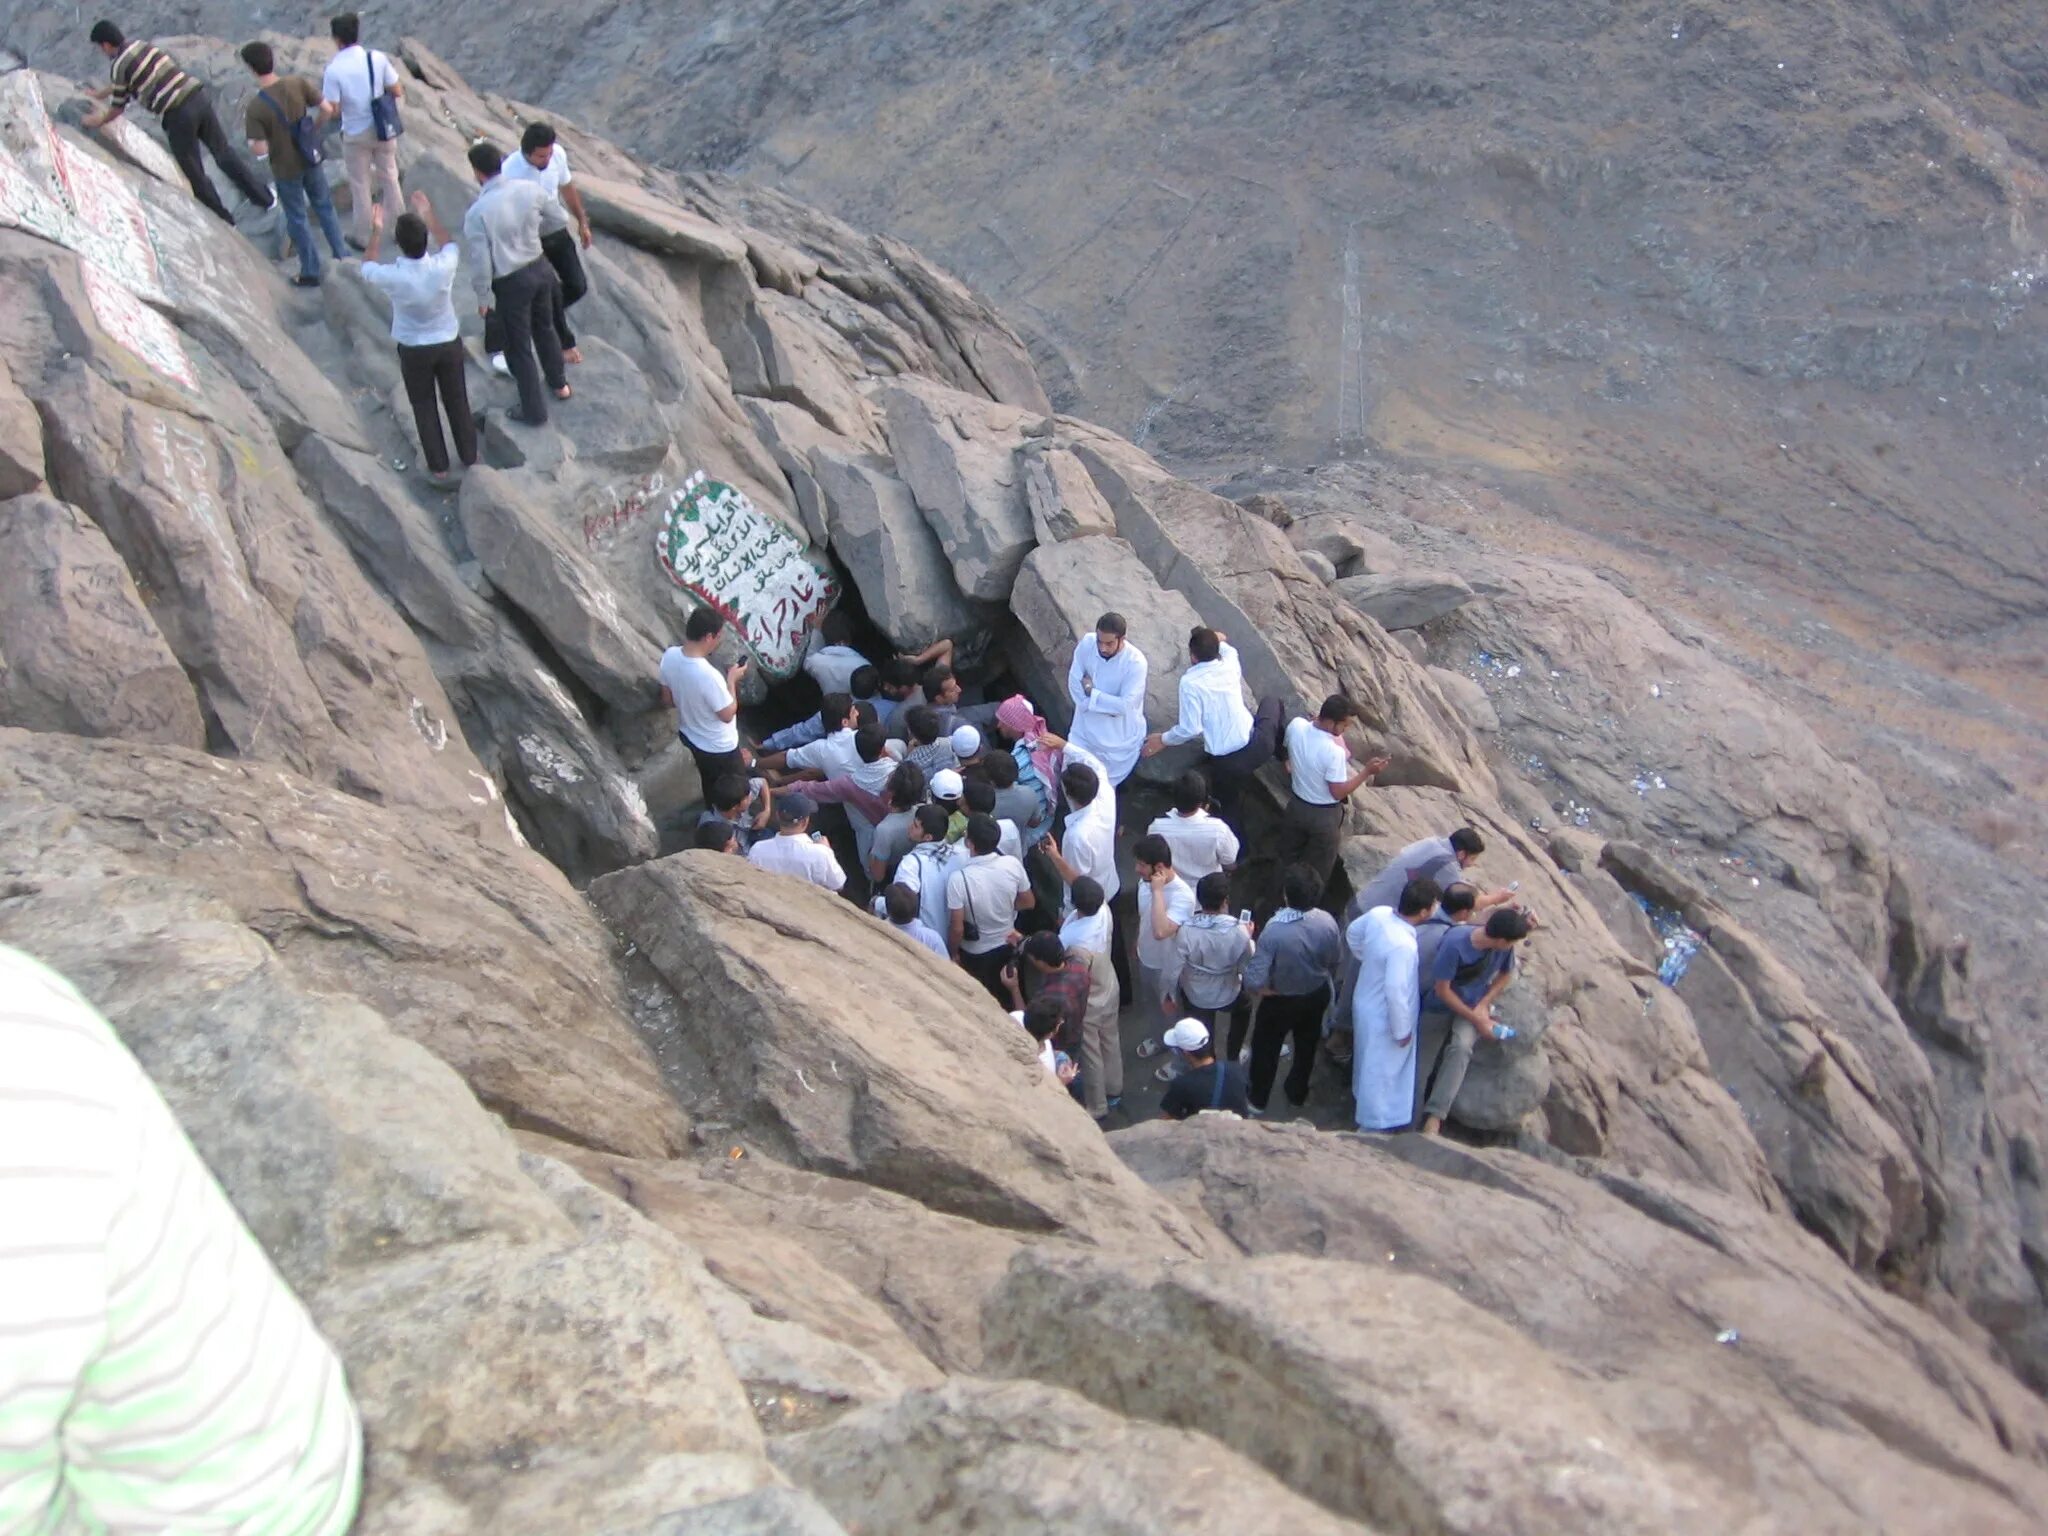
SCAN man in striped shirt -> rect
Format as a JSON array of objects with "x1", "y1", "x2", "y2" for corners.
[
  {"x1": 0, "y1": 944, "x2": 362, "y2": 1533},
  {"x1": 83, "y1": 21, "x2": 274, "y2": 225}
]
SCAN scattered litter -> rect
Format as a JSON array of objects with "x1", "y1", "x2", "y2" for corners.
[
  {"x1": 1630, "y1": 770, "x2": 1668, "y2": 797},
  {"x1": 1650, "y1": 683, "x2": 1663, "y2": 698},
  {"x1": 390, "y1": 457, "x2": 408, "y2": 472},
  {"x1": 1716, "y1": 1328, "x2": 1741, "y2": 1346},
  {"x1": 794, "y1": 1067, "x2": 816, "y2": 1094},
  {"x1": 1632, "y1": 895, "x2": 1705, "y2": 986},
  {"x1": 728, "y1": 1146, "x2": 745, "y2": 1161}
]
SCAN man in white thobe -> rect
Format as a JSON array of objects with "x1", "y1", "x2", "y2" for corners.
[
  {"x1": 1348, "y1": 877, "x2": 1443, "y2": 1132},
  {"x1": 1065, "y1": 612, "x2": 1148, "y2": 786}
]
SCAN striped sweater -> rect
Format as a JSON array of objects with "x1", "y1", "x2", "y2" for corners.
[
  {"x1": 0, "y1": 946, "x2": 361, "y2": 1534},
  {"x1": 108, "y1": 40, "x2": 202, "y2": 117}
]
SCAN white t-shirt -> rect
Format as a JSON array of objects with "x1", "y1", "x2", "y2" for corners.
[
  {"x1": 1060, "y1": 794, "x2": 1119, "y2": 902},
  {"x1": 747, "y1": 832, "x2": 846, "y2": 891},
  {"x1": 1147, "y1": 810, "x2": 1240, "y2": 882},
  {"x1": 359, "y1": 244, "x2": 460, "y2": 347},
  {"x1": 660, "y1": 647, "x2": 738, "y2": 753},
  {"x1": 946, "y1": 853, "x2": 1031, "y2": 955},
  {"x1": 1285, "y1": 716, "x2": 1350, "y2": 805},
  {"x1": 788, "y1": 727, "x2": 860, "y2": 780},
  {"x1": 501, "y1": 144, "x2": 573, "y2": 234},
  {"x1": 1136, "y1": 874, "x2": 1198, "y2": 971},
  {"x1": 1059, "y1": 905, "x2": 1112, "y2": 958},
  {"x1": 802, "y1": 641, "x2": 870, "y2": 696},
  {"x1": 321, "y1": 44, "x2": 400, "y2": 137}
]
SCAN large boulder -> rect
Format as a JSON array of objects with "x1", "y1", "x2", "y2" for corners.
[
  {"x1": 587, "y1": 850, "x2": 1206, "y2": 1255},
  {"x1": 0, "y1": 491, "x2": 204, "y2": 746},
  {"x1": 985, "y1": 1245, "x2": 1750, "y2": 1535},
  {"x1": 1103, "y1": 1121, "x2": 2048, "y2": 1535},
  {"x1": 0, "y1": 729, "x2": 688, "y2": 1159},
  {"x1": 1006, "y1": 537, "x2": 1203, "y2": 766},
  {"x1": 810, "y1": 442, "x2": 995, "y2": 651},
  {"x1": 1022, "y1": 443, "x2": 1118, "y2": 543},
  {"x1": 580, "y1": 173, "x2": 751, "y2": 264},
  {"x1": 1331, "y1": 570, "x2": 1476, "y2": 631},
  {"x1": 877, "y1": 375, "x2": 1040, "y2": 601},
  {"x1": 772, "y1": 1378, "x2": 1378, "y2": 1536}
]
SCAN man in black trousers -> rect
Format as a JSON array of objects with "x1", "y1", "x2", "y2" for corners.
[
  {"x1": 82, "y1": 21, "x2": 274, "y2": 225},
  {"x1": 460, "y1": 142, "x2": 568, "y2": 427}
]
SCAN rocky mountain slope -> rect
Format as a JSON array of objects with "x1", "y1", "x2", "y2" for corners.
[{"x1": 0, "y1": 28, "x2": 2044, "y2": 1533}]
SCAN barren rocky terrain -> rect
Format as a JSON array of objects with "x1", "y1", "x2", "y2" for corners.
[{"x1": 0, "y1": 7, "x2": 2043, "y2": 1532}]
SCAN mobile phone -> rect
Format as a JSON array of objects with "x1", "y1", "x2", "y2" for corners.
[{"x1": 1238, "y1": 909, "x2": 1253, "y2": 925}]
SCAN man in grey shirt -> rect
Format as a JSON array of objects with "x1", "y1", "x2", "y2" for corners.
[
  {"x1": 1161, "y1": 871, "x2": 1253, "y2": 1041},
  {"x1": 462, "y1": 141, "x2": 568, "y2": 427},
  {"x1": 1242, "y1": 863, "x2": 1345, "y2": 1110},
  {"x1": 1353, "y1": 827, "x2": 1511, "y2": 916},
  {"x1": 866, "y1": 762, "x2": 928, "y2": 886}
]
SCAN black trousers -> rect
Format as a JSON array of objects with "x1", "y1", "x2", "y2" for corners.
[
  {"x1": 490, "y1": 256, "x2": 567, "y2": 424},
  {"x1": 1274, "y1": 796, "x2": 1347, "y2": 903},
  {"x1": 684, "y1": 738, "x2": 746, "y2": 799},
  {"x1": 161, "y1": 88, "x2": 271, "y2": 224},
  {"x1": 959, "y1": 945, "x2": 1013, "y2": 1005},
  {"x1": 396, "y1": 339, "x2": 477, "y2": 474},
  {"x1": 1249, "y1": 985, "x2": 1329, "y2": 1108},
  {"x1": 1206, "y1": 696, "x2": 1283, "y2": 830},
  {"x1": 484, "y1": 228, "x2": 585, "y2": 352}
]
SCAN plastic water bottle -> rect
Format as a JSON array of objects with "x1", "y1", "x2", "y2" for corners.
[{"x1": 1494, "y1": 1025, "x2": 1518, "y2": 1042}]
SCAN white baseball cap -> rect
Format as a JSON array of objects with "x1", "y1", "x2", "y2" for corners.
[
  {"x1": 931, "y1": 768, "x2": 965, "y2": 801},
  {"x1": 1162, "y1": 1018, "x2": 1210, "y2": 1053},
  {"x1": 950, "y1": 724, "x2": 982, "y2": 757}
]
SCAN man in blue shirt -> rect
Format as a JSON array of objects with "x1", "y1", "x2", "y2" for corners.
[{"x1": 1418, "y1": 906, "x2": 1530, "y2": 1135}]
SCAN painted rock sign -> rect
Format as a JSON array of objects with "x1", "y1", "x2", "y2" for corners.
[{"x1": 655, "y1": 472, "x2": 836, "y2": 680}]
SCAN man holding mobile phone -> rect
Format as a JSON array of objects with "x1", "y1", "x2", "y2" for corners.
[{"x1": 659, "y1": 607, "x2": 752, "y2": 789}]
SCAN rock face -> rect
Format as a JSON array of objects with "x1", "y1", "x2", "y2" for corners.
[
  {"x1": 1331, "y1": 570, "x2": 1475, "y2": 631},
  {"x1": 773, "y1": 1378, "x2": 1377, "y2": 1536},
  {"x1": 1079, "y1": 1120, "x2": 2048, "y2": 1536},
  {"x1": 0, "y1": 491, "x2": 204, "y2": 746},
  {"x1": 589, "y1": 850, "x2": 1204, "y2": 1254},
  {"x1": 0, "y1": 729, "x2": 686, "y2": 1160}
]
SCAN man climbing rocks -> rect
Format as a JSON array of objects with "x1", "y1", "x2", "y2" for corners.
[{"x1": 84, "y1": 22, "x2": 273, "y2": 225}]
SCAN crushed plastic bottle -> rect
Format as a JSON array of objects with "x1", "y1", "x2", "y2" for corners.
[{"x1": 1715, "y1": 1328, "x2": 1740, "y2": 1346}]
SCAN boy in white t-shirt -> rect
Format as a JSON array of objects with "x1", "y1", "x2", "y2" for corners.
[{"x1": 1276, "y1": 694, "x2": 1389, "y2": 903}]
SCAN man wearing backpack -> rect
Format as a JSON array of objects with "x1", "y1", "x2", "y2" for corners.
[
  {"x1": 318, "y1": 12, "x2": 405, "y2": 250},
  {"x1": 239, "y1": 42, "x2": 346, "y2": 288}
]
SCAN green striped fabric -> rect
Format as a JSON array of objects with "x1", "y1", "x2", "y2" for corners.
[{"x1": 0, "y1": 946, "x2": 362, "y2": 1534}]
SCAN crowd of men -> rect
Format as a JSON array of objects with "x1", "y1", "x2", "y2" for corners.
[
  {"x1": 662, "y1": 606, "x2": 1538, "y2": 1132},
  {"x1": 84, "y1": 16, "x2": 595, "y2": 490}
]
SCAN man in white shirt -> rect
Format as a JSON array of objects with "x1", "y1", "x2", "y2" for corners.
[
  {"x1": 659, "y1": 607, "x2": 750, "y2": 788},
  {"x1": 494, "y1": 121, "x2": 591, "y2": 368},
  {"x1": 946, "y1": 815, "x2": 1035, "y2": 1000},
  {"x1": 359, "y1": 190, "x2": 474, "y2": 490},
  {"x1": 1278, "y1": 693, "x2": 1389, "y2": 903},
  {"x1": 1133, "y1": 833, "x2": 1198, "y2": 1061},
  {"x1": 1065, "y1": 612, "x2": 1148, "y2": 786},
  {"x1": 1044, "y1": 756, "x2": 1118, "y2": 907},
  {"x1": 800, "y1": 610, "x2": 872, "y2": 696},
  {"x1": 1147, "y1": 768, "x2": 1240, "y2": 882},
  {"x1": 462, "y1": 142, "x2": 569, "y2": 428},
  {"x1": 746, "y1": 792, "x2": 847, "y2": 892},
  {"x1": 317, "y1": 12, "x2": 404, "y2": 248},
  {"x1": 759, "y1": 693, "x2": 861, "y2": 782},
  {"x1": 1142, "y1": 627, "x2": 1280, "y2": 826},
  {"x1": 1350, "y1": 877, "x2": 1441, "y2": 1133}
]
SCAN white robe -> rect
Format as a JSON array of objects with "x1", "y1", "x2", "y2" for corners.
[
  {"x1": 1348, "y1": 906, "x2": 1420, "y2": 1132},
  {"x1": 1066, "y1": 637, "x2": 1149, "y2": 785}
]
